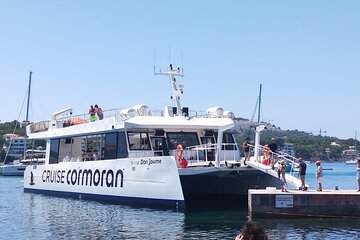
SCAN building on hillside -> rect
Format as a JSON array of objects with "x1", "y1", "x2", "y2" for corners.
[
  {"x1": 2, "y1": 134, "x2": 28, "y2": 159},
  {"x1": 282, "y1": 142, "x2": 295, "y2": 156}
]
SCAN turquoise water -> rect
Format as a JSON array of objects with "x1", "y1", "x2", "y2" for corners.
[{"x1": 0, "y1": 163, "x2": 359, "y2": 240}]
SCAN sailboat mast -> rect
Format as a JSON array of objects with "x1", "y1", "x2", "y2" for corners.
[
  {"x1": 25, "y1": 71, "x2": 32, "y2": 122},
  {"x1": 257, "y1": 84, "x2": 262, "y2": 123}
]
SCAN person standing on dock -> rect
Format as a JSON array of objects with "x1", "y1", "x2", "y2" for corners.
[
  {"x1": 242, "y1": 137, "x2": 251, "y2": 165},
  {"x1": 278, "y1": 161, "x2": 288, "y2": 192},
  {"x1": 299, "y1": 158, "x2": 307, "y2": 191},
  {"x1": 315, "y1": 160, "x2": 323, "y2": 191},
  {"x1": 357, "y1": 158, "x2": 360, "y2": 192}
]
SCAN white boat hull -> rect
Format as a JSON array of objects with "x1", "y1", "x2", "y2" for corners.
[
  {"x1": 0, "y1": 164, "x2": 26, "y2": 176},
  {"x1": 24, "y1": 156, "x2": 185, "y2": 209}
]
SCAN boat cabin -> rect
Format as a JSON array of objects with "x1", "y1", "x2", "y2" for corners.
[{"x1": 27, "y1": 107, "x2": 240, "y2": 167}]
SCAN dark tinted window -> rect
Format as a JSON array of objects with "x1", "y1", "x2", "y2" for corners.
[
  {"x1": 49, "y1": 139, "x2": 60, "y2": 164},
  {"x1": 167, "y1": 132, "x2": 199, "y2": 150},
  {"x1": 117, "y1": 131, "x2": 128, "y2": 158},
  {"x1": 104, "y1": 132, "x2": 117, "y2": 160}
]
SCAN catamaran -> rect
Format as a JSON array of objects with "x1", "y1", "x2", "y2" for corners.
[{"x1": 23, "y1": 65, "x2": 301, "y2": 210}]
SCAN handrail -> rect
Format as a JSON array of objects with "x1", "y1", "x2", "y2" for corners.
[
  {"x1": 180, "y1": 143, "x2": 239, "y2": 166},
  {"x1": 247, "y1": 144, "x2": 301, "y2": 176}
]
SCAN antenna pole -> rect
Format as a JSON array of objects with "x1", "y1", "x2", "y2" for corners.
[{"x1": 154, "y1": 64, "x2": 184, "y2": 116}]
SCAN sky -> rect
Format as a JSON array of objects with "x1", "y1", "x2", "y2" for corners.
[{"x1": 0, "y1": 1, "x2": 359, "y2": 140}]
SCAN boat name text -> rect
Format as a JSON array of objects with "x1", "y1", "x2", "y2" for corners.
[
  {"x1": 41, "y1": 169, "x2": 124, "y2": 188},
  {"x1": 140, "y1": 159, "x2": 162, "y2": 166}
]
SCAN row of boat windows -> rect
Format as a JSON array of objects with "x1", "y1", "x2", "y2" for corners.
[{"x1": 48, "y1": 131, "x2": 236, "y2": 164}]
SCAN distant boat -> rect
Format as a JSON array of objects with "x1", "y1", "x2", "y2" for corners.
[
  {"x1": 0, "y1": 160, "x2": 26, "y2": 176},
  {"x1": 345, "y1": 159, "x2": 357, "y2": 164},
  {"x1": 343, "y1": 132, "x2": 358, "y2": 165}
]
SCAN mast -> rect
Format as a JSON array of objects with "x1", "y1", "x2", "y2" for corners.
[
  {"x1": 25, "y1": 71, "x2": 32, "y2": 124},
  {"x1": 154, "y1": 64, "x2": 184, "y2": 116},
  {"x1": 257, "y1": 84, "x2": 262, "y2": 123},
  {"x1": 22, "y1": 71, "x2": 32, "y2": 160}
]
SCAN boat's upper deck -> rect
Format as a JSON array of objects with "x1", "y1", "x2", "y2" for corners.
[{"x1": 27, "y1": 106, "x2": 235, "y2": 139}]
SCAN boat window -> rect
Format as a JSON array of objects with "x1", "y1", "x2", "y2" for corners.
[
  {"x1": 167, "y1": 132, "x2": 199, "y2": 149},
  {"x1": 117, "y1": 131, "x2": 128, "y2": 158},
  {"x1": 222, "y1": 132, "x2": 236, "y2": 150},
  {"x1": 127, "y1": 132, "x2": 151, "y2": 150},
  {"x1": 214, "y1": 132, "x2": 237, "y2": 150},
  {"x1": 84, "y1": 135, "x2": 103, "y2": 161},
  {"x1": 150, "y1": 137, "x2": 169, "y2": 156},
  {"x1": 201, "y1": 136, "x2": 215, "y2": 145},
  {"x1": 104, "y1": 132, "x2": 117, "y2": 160},
  {"x1": 49, "y1": 139, "x2": 60, "y2": 164}
]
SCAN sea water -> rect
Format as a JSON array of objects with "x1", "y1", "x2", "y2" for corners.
[{"x1": 0, "y1": 162, "x2": 359, "y2": 240}]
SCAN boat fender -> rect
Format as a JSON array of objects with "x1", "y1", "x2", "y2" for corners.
[{"x1": 176, "y1": 144, "x2": 188, "y2": 168}]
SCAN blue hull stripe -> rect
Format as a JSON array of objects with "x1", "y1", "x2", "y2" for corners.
[{"x1": 24, "y1": 188, "x2": 185, "y2": 211}]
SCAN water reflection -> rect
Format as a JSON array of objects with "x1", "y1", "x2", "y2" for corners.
[{"x1": 23, "y1": 194, "x2": 186, "y2": 239}]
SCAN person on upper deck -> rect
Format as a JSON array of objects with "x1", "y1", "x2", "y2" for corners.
[
  {"x1": 89, "y1": 105, "x2": 96, "y2": 122},
  {"x1": 94, "y1": 104, "x2": 104, "y2": 120}
]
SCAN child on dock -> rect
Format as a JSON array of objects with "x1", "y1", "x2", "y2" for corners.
[
  {"x1": 278, "y1": 161, "x2": 288, "y2": 192},
  {"x1": 316, "y1": 160, "x2": 323, "y2": 191}
]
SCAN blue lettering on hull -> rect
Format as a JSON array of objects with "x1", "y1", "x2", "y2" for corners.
[{"x1": 41, "y1": 169, "x2": 124, "y2": 188}]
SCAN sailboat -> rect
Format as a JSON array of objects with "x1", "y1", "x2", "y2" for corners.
[{"x1": 0, "y1": 71, "x2": 37, "y2": 176}]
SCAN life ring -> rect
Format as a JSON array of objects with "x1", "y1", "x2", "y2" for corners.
[{"x1": 176, "y1": 144, "x2": 188, "y2": 168}]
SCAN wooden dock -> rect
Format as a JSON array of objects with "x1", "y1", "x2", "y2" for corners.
[{"x1": 249, "y1": 188, "x2": 360, "y2": 218}]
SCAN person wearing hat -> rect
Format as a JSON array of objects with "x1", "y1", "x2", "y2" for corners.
[
  {"x1": 242, "y1": 137, "x2": 251, "y2": 165},
  {"x1": 315, "y1": 160, "x2": 323, "y2": 191},
  {"x1": 356, "y1": 158, "x2": 360, "y2": 192}
]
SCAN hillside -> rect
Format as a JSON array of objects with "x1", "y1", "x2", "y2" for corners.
[{"x1": 236, "y1": 124, "x2": 357, "y2": 162}]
